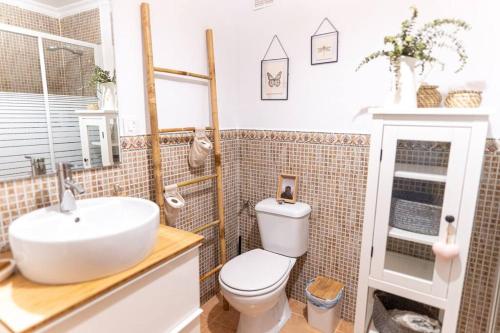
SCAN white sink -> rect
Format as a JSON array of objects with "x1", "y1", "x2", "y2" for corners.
[{"x1": 9, "y1": 197, "x2": 159, "y2": 284}]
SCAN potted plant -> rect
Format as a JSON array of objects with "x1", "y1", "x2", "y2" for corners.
[
  {"x1": 90, "y1": 66, "x2": 117, "y2": 110},
  {"x1": 356, "y1": 7, "x2": 470, "y2": 107}
]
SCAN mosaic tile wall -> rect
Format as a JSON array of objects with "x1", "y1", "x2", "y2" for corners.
[
  {"x1": 59, "y1": 9, "x2": 101, "y2": 97},
  {"x1": 237, "y1": 129, "x2": 500, "y2": 331},
  {"x1": 0, "y1": 3, "x2": 100, "y2": 96},
  {"x1": 155, "y1": 130, "x2": 240, "y2": 303},
  {"x1": 0, "y1": 128, "x2": 498, "y2": 331},
  {"x1": 60, "y1": 9, "x2": 101, "y2": 44},
  {"x1": 0, "y1": 130, "x2": 240, "y2": 305},
  {"x1": 238, "y1": 130, "x2": 370, "y2": 321}
]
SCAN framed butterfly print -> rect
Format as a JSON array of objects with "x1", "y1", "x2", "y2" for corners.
[{"x1": 261, "y1": 58, "x2": 289, "y2": 100}]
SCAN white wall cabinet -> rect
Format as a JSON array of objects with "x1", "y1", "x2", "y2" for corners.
[
  {"x1": 354, "y1": 108, "x2": 490, "y2": 333},
  {"x1": 76, "y1": 110, "x2": 119, "y2": 169}
]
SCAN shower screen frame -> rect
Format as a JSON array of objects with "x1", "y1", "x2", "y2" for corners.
[{"x1": 0, "y1": 22, "x2": 104, "y2": 175}]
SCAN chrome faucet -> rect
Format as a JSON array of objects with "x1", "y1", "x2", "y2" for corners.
[{"x1": 57, "y1": 162, "x2": 85, "y2": 212}]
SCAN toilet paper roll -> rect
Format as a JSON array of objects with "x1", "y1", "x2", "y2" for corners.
[
  {"x1": 188, "y1": 128, "x2": 213, "y2": 168},
  {"x1": 164, "y1": 184, "x2": 186, "y2": 226},
  {"x1": 166, "y1": 196, "x2": 184, "y2": 209}
]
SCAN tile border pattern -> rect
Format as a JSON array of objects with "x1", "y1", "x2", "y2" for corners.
[{"x1": 119, "y1": 130, "x2": 499, "y2": 152}]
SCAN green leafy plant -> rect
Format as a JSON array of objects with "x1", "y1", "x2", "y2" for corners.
[
  {"x1": 356, "y1": 7, "x2": 470, "y2": 77},
  {"x1": 89, "y1": 66, "x2": 116, "y2": 87}
]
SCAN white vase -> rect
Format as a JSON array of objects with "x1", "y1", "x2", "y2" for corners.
[
  {"x1": 97, "y1": 82, "x2": 117, "y2": 110},
  {"x1": 388, "y1": 56, "x2": 419, "y2": 107}
]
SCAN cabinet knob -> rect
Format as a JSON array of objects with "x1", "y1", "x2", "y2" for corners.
[{"x1": 445, "y1": 215, "x2": 455, "y2": 223}]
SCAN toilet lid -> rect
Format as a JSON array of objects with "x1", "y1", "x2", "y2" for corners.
[{"x1": 220, "y1": 249, "x2": 292, "y2": 291}]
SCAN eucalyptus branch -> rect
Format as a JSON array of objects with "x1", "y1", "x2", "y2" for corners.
[{"x1": 356, "y1": 7, "x2": 470, "y2": 79}]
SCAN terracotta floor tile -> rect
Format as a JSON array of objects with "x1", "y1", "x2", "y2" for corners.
[
  {"x1": 336, "y1": 320, "x2": 354, "y2": 333},
  {"x1": 202, "y1": 321, "x2": 236, "y2": 333},
  {"x1": 201, "y1": 295, "x2": 353, "y2": 333},
  {"x1": 289, "y1": 298, "x2": 307, "y2": 317},
  {"x1": 281, "y1": 313, "x2": 321, "y2": 333},
  {"x1": 212, "y1": 307, "x2": 240, "y2": 330},
  {"x1": 201, "y1": 294, "x2": 224, "y2": 325}
]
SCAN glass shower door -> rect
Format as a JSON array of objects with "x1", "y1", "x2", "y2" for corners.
[{"x1": 0, "y1": 30, "x2": 52, "y2": 179}]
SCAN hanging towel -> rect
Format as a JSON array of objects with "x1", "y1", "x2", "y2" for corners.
[
  {"x1": 163, "y1": 184, "x2": 186, "y2": 226},
  {"x1": 188, "y1": 128, "x2": 213, "y2": 168}
]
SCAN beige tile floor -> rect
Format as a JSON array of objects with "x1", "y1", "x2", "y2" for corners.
[{"x1": 200, "y1": 294, "x2": 354, "y2": 333}]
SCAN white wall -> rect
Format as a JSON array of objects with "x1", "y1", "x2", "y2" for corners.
[
  {"x1": 111, "y1": 0, "x2": 241, "y2": 135},
  {"x1": 236, "y1": 0, "x2": 500, "y2": 136},
  {"x1": 112, "y1": 0, "x2": 500, "y2": 137}
]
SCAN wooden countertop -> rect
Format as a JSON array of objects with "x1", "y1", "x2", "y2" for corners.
[{"x1": 0, "y1": 225, "x2": 203, "y2": 333}]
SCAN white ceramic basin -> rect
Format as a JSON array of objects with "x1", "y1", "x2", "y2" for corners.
[{"x1": 9, "y1": 197, "x2": 159, "y2": 284}]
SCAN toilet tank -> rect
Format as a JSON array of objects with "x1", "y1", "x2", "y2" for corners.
[{"x1": 255, "y1": 198, "x2": 311, "y2": 257}]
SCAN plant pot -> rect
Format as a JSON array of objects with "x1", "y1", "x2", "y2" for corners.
[
  {"x1": 388, "y1": 56, "x2": 419, "y2": 107},
  {"x1": 97, "y1": 82, "x2": 117, "y2": 110},
  {"x1": 417, "y1": 85, "x2": 442, "y2": 108}
]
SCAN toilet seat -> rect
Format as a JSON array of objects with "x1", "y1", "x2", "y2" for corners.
[{"x1": 220, "y1": 249, "x2": 294, "y2": 297}]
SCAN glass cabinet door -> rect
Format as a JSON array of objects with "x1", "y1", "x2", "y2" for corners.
[{"x1": 370, "y1": 125, "x2": 470, "y2": 298}]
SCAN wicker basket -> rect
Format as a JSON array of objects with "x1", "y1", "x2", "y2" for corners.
[
  {"x1": 389, "y1": 191, "x2": 441, "y2": 236},
  {"x1": 417, "y1": 85, "x2": 442, "y2": 108},
  {"x1": 373, "y1": 291, "x2": 440, "y2": 333},
  {"x1": 444, "y1": 90, "x2": 482, "y2": 108}
]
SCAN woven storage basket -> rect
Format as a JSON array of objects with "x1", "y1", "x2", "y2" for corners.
[
  {"x1": 389, "y1": 191, "x2": 441, "y2": 236},
  {"x1": 373, "y1": 291, "x2": 439, "y2": 333},
  {"x1": 417, "y1": 85, "x2": 441, "y2": 108},
  {"x1": 444, "y1": 90, "x2": 482, "y2": 108}
]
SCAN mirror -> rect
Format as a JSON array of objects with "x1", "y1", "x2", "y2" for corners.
[{"x1": 0, "y1": 0, "x2": 119, "y2": 181}]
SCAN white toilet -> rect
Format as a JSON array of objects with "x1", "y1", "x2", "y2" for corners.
[{"x1": 219, "y1": 198, "x2": 311, "y2": 333}]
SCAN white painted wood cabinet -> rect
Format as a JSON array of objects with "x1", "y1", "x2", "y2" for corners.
[
  {"x1": 36, "y1": 247, "x2": 201, "y2": 333},
  {"x1": 354, "y1": 108, "x2": 490, "y2": 333},
  {"x1": 75, "y1": 110, "x2": 119, "y2": 169}
]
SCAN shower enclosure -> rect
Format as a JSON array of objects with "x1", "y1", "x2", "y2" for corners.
[{"x1": 0, "y1": 22, "x2": 104, "y2": 180}]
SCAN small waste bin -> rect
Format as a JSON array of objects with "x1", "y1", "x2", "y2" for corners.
[{"x1": 305, "y1": 276, "x2": 344, "y2": 333}]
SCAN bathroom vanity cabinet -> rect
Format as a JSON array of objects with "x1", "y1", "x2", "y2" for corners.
[
  {"x1": 0, "y1": 226, "x2": 203, "y2": 333},
  {"x1": 354, "y1": 108, "x2": 490, "y2": 333}
]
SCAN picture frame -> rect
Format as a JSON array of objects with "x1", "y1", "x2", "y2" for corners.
[
  {"x1": 311, "y1": 31, "x2": 339, "y2": 65},
  {"x1": 261, "y1": 57, "x2": 289, "y2": 100},
  {"x1": 276, "y1": 174, "x2": 298, "y2": 203}
]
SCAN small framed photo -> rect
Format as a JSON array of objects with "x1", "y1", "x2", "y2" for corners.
[
  {"x1": 261, "y1": 58, "x2": 289, "y2": 100},
  {"x1": 311, "y1": 31, "x2": 338, "y2": 65},
  {"x1": 276, "y1": 174, "x2": 298, "y2": 203}
]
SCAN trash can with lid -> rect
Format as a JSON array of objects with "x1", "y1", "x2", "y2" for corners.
[{"x1": 305, "y1": 276, "x2": 344, "y2": 333}]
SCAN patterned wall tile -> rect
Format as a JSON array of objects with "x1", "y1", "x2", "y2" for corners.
[
  {"x1": 0, "y1": 129, "x2": 497, "y2": 331},
  {"x1": 0, "y1": 3, "x2": 100, "y2": 96}
]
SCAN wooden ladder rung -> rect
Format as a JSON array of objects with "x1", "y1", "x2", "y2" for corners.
[
  {"x1": 154, "y1": 66, "x2": 211, "y2": 80},
  {"x1": 200, "y1": 264, "x2": 223, "y2": 282},
  {"x1": 192, "y1": 220, "x2": 220, "y2": 234},
  {"x1": 176, "y1": 174, "x2": 217, "y2": 188},
  {"x1": 159, "y1": 126, "x2": 213, "y2": 133}
]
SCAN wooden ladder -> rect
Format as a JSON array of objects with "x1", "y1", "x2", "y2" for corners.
[{"x1": 140, "y1": 3, "x2": 228, "y2": 289}]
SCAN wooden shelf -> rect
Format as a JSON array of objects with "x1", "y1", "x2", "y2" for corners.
[
  {"x1": 385, "y1": 251, "x2": 434, "y2": 282},
  {"x1": 394, "y1": 163, "x2": 447, "y2": 183},
  {"x1": 388, "y1": 227, "x2": 438, "y2": 246},
  {"x1": 369, "y1": 107, "x2": 492, "y2": 116}
]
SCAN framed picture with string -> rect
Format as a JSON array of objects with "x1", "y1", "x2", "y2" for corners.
[
  {"x1": 261, "y1": 35, "x2": 289, "y2": 100},
  {"x1": 311, "y1": 17, "x2": 339, "y2": 65}
]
